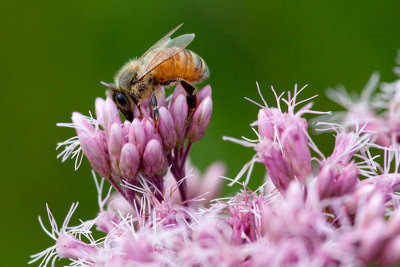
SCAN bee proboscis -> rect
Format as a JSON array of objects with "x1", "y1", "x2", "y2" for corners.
[{"x1": 103, "y1": 24, "x2": 209, "y2": 123}]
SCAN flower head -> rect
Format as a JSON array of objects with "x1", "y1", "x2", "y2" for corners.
[{"x1": 57, "y1": 85, "x2": 214, "y2": 205}]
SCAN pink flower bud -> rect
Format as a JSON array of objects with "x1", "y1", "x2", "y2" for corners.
[
  {"x1": 170, "y1": 84, "x2": 186, "y2": 107},
  {"x1": 357, "y1": 220, "x2": 387, "y2": 263},
  {"x1": 336, "y1": 163, "x2": 358, "y2": 196},
  {"x1": 56, "y1": 234, "x2": 97, "y2": 260},
  {"x1": 142, "y1": 139, "x2": 165, "y2": 176},
  {"x1": 257, "y1": 108, "x2": 282, "y2": 141},
  {"x1": 78, "y1": 132, "x2": 110, "y2": 178},
  {"x1": 96, "y1": 210, "x2": 122, "y2": 234},
  {"x1": 257, "y1": 139, "x2": 294, "y2": 192},
  {"x1": 317, "y1": 162, "x2": 359, "y2": 199},
  {"x1": 95, "y1": 97, "x2": 105, "y2": 126},
  {"x1": 261, "y1": 205, "x2": 284, "y2": 243},
  {"x1": 118, "y1": 234, "x2": 154, "y2": 263},
  {"x1": 119, "y1": 143, "x2": 140, "y2": 180},
  {"x1": 380, "y1": 235, "x2": 400, "y2": 266},
  {"x1": 281, "y1": 122, "x2": 312, "y2": 182},
  {"x1": 345, "y1": 184, "x2": 376, "y2": 214},
  {"x1": 170, "y1": 94, "x2": 188, "y2": 146},
  {"x1": 108, "y1": 123, "x2": 125, "y2": 177},
  {"x1": 123, "y1": 120, "x2": 131, "y2": 142},
  {"x1": 196, "y1": 85, "x2": 212, "y2": 103},
  {"x1": 187, "y1": 97, "x2": 212, "y2": 142},
  {"x1": 72, "y1": 112, "x2": 94, "y2": 135},
  {"x1": 103, "y1": 98, "x2": 121, "y2": 137},
  {"x1": 387, "y1": 210, "x2": 400, "y2": 237},
  {"x1": 128, "y1": 119, "x2": 146, "y2": 158},
  {"x1": 107, "y1": 192, "x2": 136, "y2": 217},
  {"x1": 133, "y1": 102, "x2": 151, "y2": 118},
  {"x1": 317, "y1": 164, "x2": 337, "y2": 198},
  {"x1": 141, "y1": 117, "x2": 162, "y2": 144},
  {"x1": 329, "y1": 133, "x2": 355, "y2": 164},
  {"x1": 158, "y1": 107, "x2": 177, "y2": 149},
  {"x1": 355, "y1": 193, "x2": 385, "y2": 228},
  {"x1": 365, "y1": 120, "x2": 392, "y2": 147}
]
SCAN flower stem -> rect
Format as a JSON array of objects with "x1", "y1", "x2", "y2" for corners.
[
  {"x1": 167, "y1": 148, "x2": 188, "y2": 203},
  {"x1": 107, "y1": 176, "x2": 129, "y2": 203},
  {"x1": 180, "y1": 142, "x2": 192, "y2": 171}
]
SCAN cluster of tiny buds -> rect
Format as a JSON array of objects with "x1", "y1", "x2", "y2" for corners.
[{"x1": 71, "y1": 84, "x2": 212, "y2": 201}]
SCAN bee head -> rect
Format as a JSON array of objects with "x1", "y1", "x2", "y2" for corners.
[
  {"x1": 102, "y1": 81, "x2": 135, "y2": 121},
  {"x1": 115, "y1": 61, "x2": 141, "y2": 91}
]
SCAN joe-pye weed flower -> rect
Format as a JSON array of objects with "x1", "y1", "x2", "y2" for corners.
[{"x1": 31, "y1": 56, "x2": 400, "y2": 266}]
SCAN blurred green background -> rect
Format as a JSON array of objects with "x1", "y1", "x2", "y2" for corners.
[{"x1": 1, "y1": 0, "x2": 400, "y2": 265}]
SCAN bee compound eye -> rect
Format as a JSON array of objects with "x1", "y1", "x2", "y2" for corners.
[{"x1": 115, "y1": 92, "x2": 129, "y2": 107}]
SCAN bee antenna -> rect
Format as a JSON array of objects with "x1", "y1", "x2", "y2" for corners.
[{"x1": 100, "y1": 81, "x2": 114, "y2": 89}]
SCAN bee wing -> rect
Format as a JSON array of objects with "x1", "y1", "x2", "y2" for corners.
[
  {"x1": 138, "y1": 24, "x2": 183, "y2": 61},
  {"x1": 136, "y1": 31, "x2": 195, "y2": 81}
]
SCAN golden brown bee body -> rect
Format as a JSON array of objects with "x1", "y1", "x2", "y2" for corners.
[
  {"x1": 151, "y1": 48, "x2": 209, "y2": 84},
  {"x1": 106, "y1": 24, "x2": 209, "y2": 122}
]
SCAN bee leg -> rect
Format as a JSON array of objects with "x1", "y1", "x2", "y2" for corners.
[
  {"x1": 179, "y1": 80, "x2": 197, "y2": 123},
  {"x1": 151, "y1": 92, "x2": 159, "y2": 133},
  {"x1": 137, "y1": 103, "x2": 144, "y2": 119}
]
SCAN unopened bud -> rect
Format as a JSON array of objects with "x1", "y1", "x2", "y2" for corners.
[
  {"x1": 196, "y1": 85, "x2": 212, "y2": 103},
  {"x1": 336, "y1": 163, "x2": 358, "y2": 196},
  {"x1": 56, "y1": 234, "x2": 97, "y2": 260},
  {"x1": 170, "y1": 94, "x2": 188, "y2": 146},
  {"x1": 329, "y1": 133, "x2": 355, "y2": 164},
  {"x1": 380, "y1": 235, "x2": 400, "y2": 266},
  {"x1": 257, "y1": 109, "x2": 278, "y2": 141},
  {"x1": 257, "y1": 139, "x2": 294, "y2": 192},
  {"x1": 95, "y1": 97, "x2": 106, "y2": 126},
  {"x1": 141, "y1": 117, "x2": 162, "y2": 144},
  {"x1": 119, "y1": 143, "x2": 140, "y2": 180},
  {"x1": 281, "y1": 122, "x2": 312, "y2": 182},
  {"x1": 187, "y1": 97, "x2": 212, "y2": 142},
  {"x1": 103, "y1": 98, "x2": 121, "y2": 138},
  {"x1": 72, "y1": 112, "x2": 94, "y2": 135},
  {"x1": 142, "y1": 139, "x2": 165, "y2": 176},
  {"x1": 128, "y1": 118, "x2": 146, "y2": 156},
  {"x1": 108, "y1": 123, "x2": 125, "y2": 177},
  {"x1": 78, "y1": 132, "x2": 110, "y2": 178},
  {"x1": 96, "y1": 210, "x2": 122, "y2": 234},
  {"x1": 158, "y1": 107, "x2": 177, "y2": 149},
  {"x1": 317, "y1": 164, "x2": 337, "y2": 198}
]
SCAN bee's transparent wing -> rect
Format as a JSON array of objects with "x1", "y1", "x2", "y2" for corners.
[
  {"x1": 138, "y1": 24, "x2": 183, "y2": 61},
  {"x1": 136, "y1": 31, "x2": 195, "y2": 80}
]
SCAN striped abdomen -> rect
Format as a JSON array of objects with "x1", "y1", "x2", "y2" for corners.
[{"x1": 153, "y1": 49, "x2": 209, "y2": 84}]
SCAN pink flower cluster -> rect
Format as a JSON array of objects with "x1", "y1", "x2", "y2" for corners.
[
  {"x1": 326, "y1": 71, "x2": 400, "y2": 147},
  {"x1": 32, "y1": 62, "x2": 400, "y2": 266},
  {"x1": 57, "y1": 85, "x2": 212, "y2": 204}
]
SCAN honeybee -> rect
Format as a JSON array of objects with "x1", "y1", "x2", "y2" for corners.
[{"x1": 102, "y1": 24, "x2": 209, "y2": 123}]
